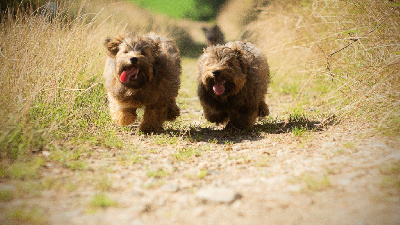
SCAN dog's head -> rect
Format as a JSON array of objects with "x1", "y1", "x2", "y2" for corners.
[
  {"x1": 198, "y1": 43, "x2": 249, "y2": 97},
  {"x1": 104, "y1": 34, "x2": 159, "y2": 89}
]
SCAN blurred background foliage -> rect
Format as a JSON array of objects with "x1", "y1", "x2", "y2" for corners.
[{"x1": 127, "y1": 0, "x2": 227, "y2": 21}]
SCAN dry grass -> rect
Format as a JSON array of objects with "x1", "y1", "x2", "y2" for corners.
[
  {"x1": 1, "y1": 3, "x2": 99, "y2": 156},
  {"x1": 234, "y1": 0, "x2": 400, "y2": 133},
  {"x1": 216, "y1": 0, "x2": 259, "y2": 41}
]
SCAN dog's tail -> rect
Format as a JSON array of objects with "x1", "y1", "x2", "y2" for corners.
[{"x1": 258, "y1": 101, "x2": 269, "y2": 118}]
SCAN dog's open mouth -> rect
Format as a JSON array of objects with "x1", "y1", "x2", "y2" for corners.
[
  {"x1": 120, "y1": 67, "x2": 139, "y2": 83},
  {"x1": 213, "y1": 80, "x2": 226, "y2": 95}
]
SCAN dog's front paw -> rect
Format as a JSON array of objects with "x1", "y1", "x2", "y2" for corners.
[
  {"x1": 138, "y1": 123, "x2": 163, "y2": 134},
  {"x1": 112, "y1": 111, "x2": 137, "y2": 126}
]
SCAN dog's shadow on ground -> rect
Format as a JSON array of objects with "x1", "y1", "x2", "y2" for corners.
[{"x1": 163, "y1": 116, "x2": 328, "y2": 144}]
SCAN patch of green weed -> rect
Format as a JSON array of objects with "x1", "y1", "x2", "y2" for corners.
[
  {"x1": 6, "y1": 158, "x2": 45, "y2": 180},
  {"x1": 199, "y1": 169, "x2": 208, "y2": 179},
  {"x1": 89, "y1": 193, "x2": 117, "y2": 209},
  {"x1": 21, "y1": 181, "x2": 44, "y2": 197},
  {"x1": 6, "y1": 206, "x2": 47, "y2": 225},
  {"x1": 304, "y1": 174, "x2": 331, "y2": 191},
  {"x1": 152, "y1": 134, "x2": 180, "y2": 145},
  {"x1": 147, "y1": 169, "x2": 169, "y2": 178},
  {"x1": 118, "y1": 154, "x2": 144, "y2": 166},
  {"x1": 64, "y1": 161, "x2": 88, "y2": 171},
  {"x1": 174, "y1": 147, "x2": 201, "y2": 161},
  {"x1": 343, "y1": 141, "x2": 356, "y2": 150},
  {"x1": 0, "y1": 189, "x2": 14, "y2": 201},
  {"x1": 95, "y1": 175, "x2": 113, "y2": 191},
  {"x1": 0, "y1": 123, "x2": 47, "y2": 160},
  {"x1": 292, "y1": 173, "x2": 331, "y2": 192},
  {"x1": 380, "y1": 161, "x2": 400, "y2": 192},
  {"x1": 291, "y1": 126, "x2": 308, "y2": 137}
]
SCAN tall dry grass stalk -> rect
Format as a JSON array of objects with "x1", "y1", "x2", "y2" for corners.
[{"x1": 242, "y1": 0, "x2": 399, "y2": 131}]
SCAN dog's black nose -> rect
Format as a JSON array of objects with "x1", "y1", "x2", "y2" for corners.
[
  {"x1": 212, "y1": 70, "x2": 220, "y2": 77},
  {"x1": 130, "y1": 57, "x2": 138, "y2": 64}
]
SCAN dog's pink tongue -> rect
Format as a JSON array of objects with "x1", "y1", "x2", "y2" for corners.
[
  {"x1": 213, "y1": 81, "x2": 225, "y2": 95},
  {"x1": 120, "y1": 68, "x2": 139, "y2": 83},
  {"x1": 120, "y1": 71, "x2": 129, "y2": 83}
]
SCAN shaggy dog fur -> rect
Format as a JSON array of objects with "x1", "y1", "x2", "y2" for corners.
[
  {"x1": 103, "y1": 33, "x2": 181, "y2": 133},
  {"x1": 202, "y1": 25, "x2": 225, "y2": 46},
  {"x1": 197, "y1": 41, "x2": 270, "y2": 130}
]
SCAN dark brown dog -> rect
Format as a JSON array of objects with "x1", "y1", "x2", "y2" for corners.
[
  {"x1": 197, "y1": 41, "x2": 270, "y2": 130},
  {"x1": 202, "y1": 25, "x2": 225, "y2": 46},
  {"x1": 103, "y1": 33, "x2": 181, "y2": 133}
]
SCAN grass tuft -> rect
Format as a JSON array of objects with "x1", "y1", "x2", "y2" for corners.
[
  {"x1": 291, "y1": 172, "x2": 331, "y2": 192},
  {"x1": 147, "y1": 169, "x2": 169, "y2": 178},
  {"x1": 174, "y1": 147, "x2": 201, "y2": 161},
  {"x1": 6, "y1": 206, "x2": 48, "y2": 225},
  {"x1": 0, "y1": 189, "x2": 15, "y2": 201},
  {"x1": 380, "y1": 161, "x2": 400, "y2": 193},
  {"x1": 89, "y1": 193, "x2": 117, "y2": 209}
]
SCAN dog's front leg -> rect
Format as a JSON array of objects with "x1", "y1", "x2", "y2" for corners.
[
  {"x1": 108, "y1": 95, "x2": 137, "y2": 126},
  {"x1": 226, "y1": 106, "x2": 258, "y2": 130},
  {"x1": 139, "y1": 105, "x2": 167, "y2": 133}
]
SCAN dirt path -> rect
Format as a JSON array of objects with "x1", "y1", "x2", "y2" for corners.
[
  {"x1": 3, "y1": 117, "x2": 399, "y2": 225},
  {"x1": 1, "y1": 57, "x2": 399, "y2": 224}
]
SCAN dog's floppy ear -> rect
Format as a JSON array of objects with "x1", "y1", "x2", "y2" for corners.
[{"x1": 104, "y1": 35, "x2": 125, "y2": 57}]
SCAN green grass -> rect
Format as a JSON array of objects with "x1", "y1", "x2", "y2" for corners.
[
  {"x1": 95, "y1": 175, "x2": 113, "y2": 191},
  {"x1": 292, "y1": 173, "x2": 331, "y2": 192},
  {"x1": 199, "y1": 169, "x2": 208, "y2": 179},
  {"x1": 173, "y1": 147, "x2": 201, "y2": 161},
  {"x1": 147, "y1": 168, "x2": 169, "y2": 178},
  {"x1": 6, "y1": 206, "x2": 48, "y2": 225},
  {"x1": 89, "y1": 193, "x2": 117, "y2": 209},
  {"x1": 380, "y1": 161, "x2": 400, "y2": 192},
  {"x1": 151, "y1": 134, "x2": 180, "y2": 145},
  {"x1": 128, "y1": 0, "x2": 195, "y2": 19},
  {"x1": 4, "y1": 158, "x2": 45, "y2": 180},
  {"x1": 0, "y1": 189, "x2": 14, "y2": 201},
  {"x1": 118, "y1": 154, "x2": 144, "y2": 166},
  {"x1": 291, "y1": 126, "x2": 308, "y2": 137},
  {"x1": 127, "y1": 0, "x2": 226, "y2": 21}
]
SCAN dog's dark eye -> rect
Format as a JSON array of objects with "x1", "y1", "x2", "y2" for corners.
[{"x1": 124, "y1": 50, "x2": 129, "y2": 53}]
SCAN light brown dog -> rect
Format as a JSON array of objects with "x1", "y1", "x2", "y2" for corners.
[
  {"x1": 197, "y1": 41, "x2": 270, "y2": 130},
  {"x1": 103, "y1": 33, "x2": 181, "y2": 133}
]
